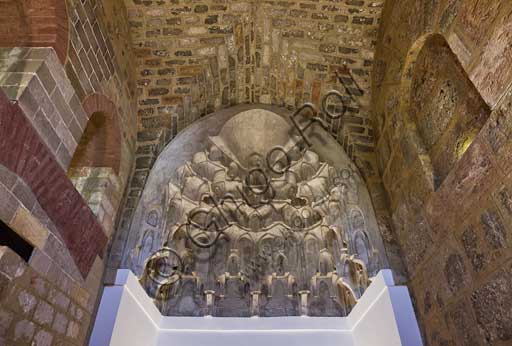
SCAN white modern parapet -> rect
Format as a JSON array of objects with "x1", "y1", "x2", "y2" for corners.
[{"x1": 90, "y1": 269, "x2": 423, "y2": 346}]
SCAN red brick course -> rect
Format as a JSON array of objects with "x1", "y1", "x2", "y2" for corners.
[{"x1": 0, "y1": 89, "x2": 106, "y2": 277}]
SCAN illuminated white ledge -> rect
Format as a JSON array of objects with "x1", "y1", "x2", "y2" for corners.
[{"x1": 90, "y1": 270, "x2": 423, "y2": 346}]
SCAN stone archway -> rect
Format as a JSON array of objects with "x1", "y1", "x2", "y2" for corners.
[
  {"x1": 121, "y1": 106, "x2": 388, "y2": 317},
  {"x1": 399, "y1": 33, "x2": 490, "y2": 190}
]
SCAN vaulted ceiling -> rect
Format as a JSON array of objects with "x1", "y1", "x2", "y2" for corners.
[{"x1": 123, "y1": 0, "x2": 385, "y2": 201}]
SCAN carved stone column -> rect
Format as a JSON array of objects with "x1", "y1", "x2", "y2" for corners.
[
  {"x1": 204, "y1": 290, "x2": 216, "y2": 316},
  {"x1": 298, "y1": 290, "x2": 310, "y2": 316},
  {"x1": 250, "y1": 291, "x2": 261, "y2": 317}
]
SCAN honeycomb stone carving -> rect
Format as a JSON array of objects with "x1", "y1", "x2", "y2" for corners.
[{"x1": 129, "y1": 108, "x2": 387, "y2": 317}]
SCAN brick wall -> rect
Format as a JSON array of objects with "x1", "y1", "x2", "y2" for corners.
[
  {"x1": 0, "y1": 165, "x2": 80, "y2": 282},
  {"x1": 0, "y1": 47, "x2": 89, "y2": 169},
  {"x1": 0, "y1": 90, "x2": 107, "y2": 278},
  {"x1": 0, "y1": 49, "x2": 127, "y2": 245},
  {"x1": 69, "y1": 167, "x2": 123, "y2": 238},
  {"x1": 0, "y1": 160, "x2": 106, "y2": 344},
  {"x1": 0, "y1": 89, "x2": 109, "y2": 344},
  {"x1": 0, "y1": 0, "x2": 139, "y2": 344},
  {"x1": 0, "y1": 247, "x2": 93, "y2": 346},
  {"x1": 0, "y1": 0, "x2": 68, "y2": 63},
  {"x1": 65, "y1": 0, "x2": 138, "y2": 191},
  {"x1": 71, "y1": 93, "x2": 123, "y2": 175}
]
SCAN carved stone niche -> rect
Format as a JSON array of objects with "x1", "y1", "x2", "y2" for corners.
[
  {"x1": 125, "y1": 106, "x2": 389, "y2": 317},
  {"x1": 407, "y1": 35, "x2": 490, "y2": 189}
]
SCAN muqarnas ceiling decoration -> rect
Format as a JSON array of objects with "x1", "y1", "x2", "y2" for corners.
[{"x1": 126, "y1": 108, "x2": 389, "y2": 317}]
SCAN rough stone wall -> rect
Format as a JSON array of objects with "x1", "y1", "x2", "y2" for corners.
[
  {"x1": 126, "y1": 0, "x2": 382, "y2": 174},
  {"x1": 125, "y1": 0, "x2": 259, "y2": 210},
  {"x1": 254, "y1": 0, "x2": 380, "y2": 148},
  {"x1": 373, "y1": 0, "x2": 512, "y2": 345}
]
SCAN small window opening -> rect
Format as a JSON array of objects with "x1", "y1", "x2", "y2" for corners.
[{"x1": 0, "y1": 219, "x2": 34, "y2": 262}]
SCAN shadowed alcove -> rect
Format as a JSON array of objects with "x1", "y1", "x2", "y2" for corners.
[
  {"x1": 67, "y1": 96, "x2": 124, "y2": 237},
  {"x1": 69, "y1": 110, "x2": 121, "y2": 175},
  {"x1": 401, "y1": 34, "x2": 491, "y2": 190}
]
